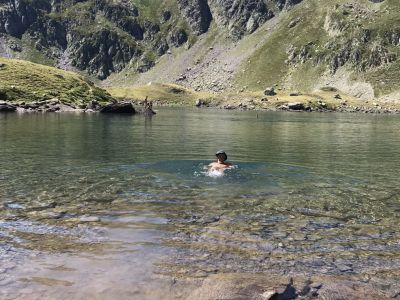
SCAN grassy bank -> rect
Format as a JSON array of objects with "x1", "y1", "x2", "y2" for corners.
[
  {"x1": 107, "y1": 82, "x2": 400, "y2": 112},
  {"x1": 0, "y1": 57, "x2": 114, "y2": 105},
  {"x1": 107, "y1": 82, "x2": 213, "y2": 106}
]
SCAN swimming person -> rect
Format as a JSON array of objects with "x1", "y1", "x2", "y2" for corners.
[{"x1": 208, "y1": 150, "x2": 233, "y2": 171}]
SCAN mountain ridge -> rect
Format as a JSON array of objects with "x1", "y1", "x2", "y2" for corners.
[{"x1": 1, "y1": 0, "x2": 400, "y2": 102}]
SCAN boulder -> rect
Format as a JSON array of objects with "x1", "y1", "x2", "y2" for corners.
[
  {"x1": 288, "y1": 102, "x2": 305, "y2": 110},
  {"x1": 288, "y1": 18, "x2": 300, "y2": 28},
  {"x1": 0, "y1": 103, "x2": 17, "y2": 112},
  {"x1": 195, "y1": 99, "x2": 208, "y2": 107},
  {"x1": 264, "y1": 87, "x2": 276, "y2": 96},
  {"x1": 87, "y1": 100, "x2": 99, "y2": 110},
  {"x1": 100, "y1": 102, "x2": 136, "y2": 114},
  {"x1": 160, "y1": 10, "x2": 172, "y2": 23}
]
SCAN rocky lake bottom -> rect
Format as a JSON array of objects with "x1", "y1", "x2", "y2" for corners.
[{"x1": 1, "y1": 109, "x2": 400, "y2": 299}]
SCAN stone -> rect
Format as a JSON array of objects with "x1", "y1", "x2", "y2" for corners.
[
  {"x1": 195, "y1": 99, "x2": 207, "y2": 107},
  {"x1": 334, "y1": 94, "x2": 342, "y2": 99},
  {"x1": 246, "y1": 16, "x2": 258, "y2": 33},
  {"x1": 335, "y1": 264, "x2": 353, "y2": 273},
  {"x1": 261, "y1": 290, "x2": 277, "y2": 299},
  {"x1": 0, "y1": 104, "x2": 16, "y2": 112},
  {"x1": 87, "y1": 100, "x2": 99, "y2": 110},
  {"x1": 264, "y1": 87, "x2": 276, "y2": 96},
  {"x1": 318, "y1": 101, "x2": 327, "y2": 108},
  {"x1": 100, "y1": 102, "x2": 136, "y2": 114},
  {"x1": 288, "y1": 102, "x2": 305, "y2": 110},
  {"x1": 79, "y1": 216, "x2": 100, "y2": 222},
  {"x1": 288, "y1": 18, "x2": 300, "y2": 28},
  {"x1": 310, "y1": 282, "x2": 323, "y2": 289},
  {"x1": 161, "y1": 10, "x2": 172, "y2": 23},
  {"x1": 289, "y1": 91, "x2": 301, "y2": 96}
]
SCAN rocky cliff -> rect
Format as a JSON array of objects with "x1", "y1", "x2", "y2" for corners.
[
  {"x1": 1, "y1": 0, "x2": 400, "y2": 101},
  {"x1": 0, "y1": 0, "x2": 300, "y2": 79}
]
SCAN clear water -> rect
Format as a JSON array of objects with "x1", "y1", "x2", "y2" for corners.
[{"x1": 1, "y1": 109, "x2": 400, "y2": 299}]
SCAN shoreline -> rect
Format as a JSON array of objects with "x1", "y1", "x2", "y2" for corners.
[
  {"x1": 2, "y1": 97, "x2": 400, "y2": 115},
  {"x1": 0, "y1": 100, "x2": 154, "y2": 115},
  {"x1": 106, "y1": 83, "x2": 400, "y2": 115}
]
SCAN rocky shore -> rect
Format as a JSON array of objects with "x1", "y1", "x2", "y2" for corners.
[
  {"x1": 219, "y1": 101, "x2": 400, "y2": 114},
  {"x1": 0, "y1": 100, "x2": 156, "y2": 115}
]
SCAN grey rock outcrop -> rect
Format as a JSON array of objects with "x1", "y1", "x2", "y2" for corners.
[
  {"x1": 176, "y1": 0, "x2": 303, "y2": 38},
  {"x1": 168, "y1": 28, "x2": 188, "y2": 47},
  {"x1": 0, "y1": 0, "x2": 42, "y2": 38},
  {"x1": 207, "y1": 0, "x2": 273, "y2": 37},
  {"x1": 0, "y1": 0, "x2": 305, "y2": 80},
  {"x1": 68, "y1": 29, "x2": 141, "y2": 79},
  {"x1": 177, "y1": 0, "x2": 212, "y2": 34}
]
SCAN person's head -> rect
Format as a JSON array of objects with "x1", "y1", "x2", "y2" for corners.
[{"x1": 216, "y1": 150, "x2": 227, "y2": 162}]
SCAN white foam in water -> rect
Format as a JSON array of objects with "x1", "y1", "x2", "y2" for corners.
[
  {"x1": 206, "y1": 168, "x2": 225, "y2": 178},
  {"x1": 203, "y1": 165, "x2": 237, "y2": 178}
]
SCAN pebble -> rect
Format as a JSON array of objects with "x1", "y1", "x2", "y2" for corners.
[
  {"x1": 310, "y1": 282, "x2": 323, "y2": 289},
  {"x1": 79, "y1": 216, "x2": 100, "y2": 222},
  {"x1": 335, "y1": 264, "x2": 353, "y2": 273},
  {"x1": 4, "y1": 203, "x2": 24, "y2": 209},
  {"x1": 0, "y1": 278, "x2": 14, "y2": 286},
  {"x1": 261, "y1": 290, "x2": 276, "y2": 299}
]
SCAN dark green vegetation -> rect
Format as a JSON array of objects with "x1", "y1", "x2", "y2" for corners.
[{"x1": 0, "y1": 57, "x2": 113, "y2": 104}]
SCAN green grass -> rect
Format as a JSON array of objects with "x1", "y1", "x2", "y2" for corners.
[
  {"x1": 235, "y1": 0, "x2": 400, "y2": 97},
  {"x1": 235, "y1": 0, "x2": 327, "y2": 90},
  {"x1": 0, "y1": 57, "x2": 114, "y2": 104},
  {"x1": 107, "y1": 82, "x2": 213, "y2": 106}
]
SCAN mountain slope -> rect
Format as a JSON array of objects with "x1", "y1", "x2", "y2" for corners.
[
  {"x1": 0, "y1": 57, "x2": 113, "y2": 104},
  {"x1": 0, "y1": 0, "x2": 294, "y2": 78},
  {"x1": 237, "y1": 0, "x2": 400, "y2": 100},
  {"x1": 1, "y1": 0, "x2": 400, "y2": 101}
]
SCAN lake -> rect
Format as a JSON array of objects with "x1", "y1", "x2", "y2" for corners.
[{"x1": 1, "y1": 109, "x2": 400, "y2": 299}]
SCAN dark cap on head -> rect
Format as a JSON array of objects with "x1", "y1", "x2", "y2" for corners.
[{"x1": 215, "y1": 150, "x2": 227, "y2": 160}]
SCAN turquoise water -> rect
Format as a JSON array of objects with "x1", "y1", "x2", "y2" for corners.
[{"x1": 1, "y1": 109, "x2": 400, "y2": 298}]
